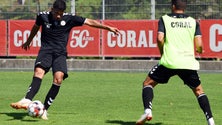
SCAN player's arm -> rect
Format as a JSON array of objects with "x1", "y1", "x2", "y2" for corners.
[
  {"x1": 157, "y1": 17, "x2": 165, "y2": 56},
  {"x1": 22, "y1": 24, "x2": 40, "y2": 50},
  {"x1": 157, "y1": 32, "x2": 164, "y2": 56},
  {"x1": 195, "y1": 36, "x2": 203, "y2": 54},
  {"x1": 84, "y1": 18, "x2": 120, "y2": 35},
  {"x1": 194, "y1": 21, "x2": 203, "y2": 54}
]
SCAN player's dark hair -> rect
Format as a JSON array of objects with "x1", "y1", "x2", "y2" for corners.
[
  {"x1": 172, "y1": 0, "x2": 187, "y2": 10},
  {"x1": 53, "y1": 0, "x2": 66, "y2": 11}
]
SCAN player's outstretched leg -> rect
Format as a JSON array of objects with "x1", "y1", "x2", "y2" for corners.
[
  {"x1": 10, "y1": 98, "x2": 32, "y2": 110},
  {"x1": 11, "y1": 77, "x2": 42, "y2": 110},
  {"x1": 197, "y1": 94, "x2": 215, "y2": 125},
  {"x1": 136, "y1": 85, "x2": 154, "y2": 125}
]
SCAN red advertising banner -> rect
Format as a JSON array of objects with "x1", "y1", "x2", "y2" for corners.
[
  {"x1": 8, "y1": 20, "x2": 100, "y2": 56},
  {"x1": 103, "y1": 20, "x2": 222, "y2": 58},
  {"x1": 8, "y1": 20, "x2": 40, "y2": 56},
  {"x1": 200, "y1": 20, "x2": 222, "y2": 58},
  {"x1": 0, "y1": 20, "x2": 7, "y2": 56},
  {"x1": 6, "y1": 20, "x2": 222, "y2": 58},
  {"x1": 67, "y1": 25, "x2": 100, "y2": 56},
  {"x1": 102, "y1": 20, "x2": 159, "y2": 57}
]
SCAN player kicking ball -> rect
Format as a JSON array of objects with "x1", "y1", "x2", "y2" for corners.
[{"x1": 10, "y1": 0, "x2": 119, "y2": 120}]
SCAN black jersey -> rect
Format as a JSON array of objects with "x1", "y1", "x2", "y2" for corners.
[
  {"x1": 158, "y1": 13, "x2": 201, "y2": 36},
  {"x1": 35, "y1": 11, "x2": 86, "y2": 54}
]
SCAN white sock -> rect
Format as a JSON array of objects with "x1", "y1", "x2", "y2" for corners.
[{"x1": 144, "y1": 108, "x2": 152, "y2": 114}]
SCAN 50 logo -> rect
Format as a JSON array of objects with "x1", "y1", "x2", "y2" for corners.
[{"x1": 69, "y1": 30, "x2": 94, "y2": 48}]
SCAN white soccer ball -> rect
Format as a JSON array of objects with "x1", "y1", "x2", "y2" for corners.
[{"x1": 27, "y1": 100, "x2": 45, "y2": 117}]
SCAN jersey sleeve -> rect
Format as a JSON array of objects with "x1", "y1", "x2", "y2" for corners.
[
  {"x1": 158, "y1": 17, "x2": 165, "y2": 34},
  {"x1": 70, "y1": 15, "x2": 86, "y2": 27},
  {"x1": 35, "y1": 13, "x2": 43, "y2": 26},
  {"x1": 195, "y1": 21, "x2": 202, "y2": 36}
]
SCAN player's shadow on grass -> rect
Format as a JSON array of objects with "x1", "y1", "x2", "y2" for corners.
[
  {"x1": 0, "y1": 112, "x2": 38, "y2": 122},
  {"x1": 106, "y1": 120, "x2": 163, "y2": 125},
  {"x1": 1, "y1": 112, "x2": 27, "y2": 120}
]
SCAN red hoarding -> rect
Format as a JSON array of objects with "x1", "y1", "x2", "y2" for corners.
[
  {"x1": 102, "y1": 20, "x2": 159, "y2": 57},
  {"x1": 8, "y1": 20, "x2": 40, "y2": 56},
  {"x1": 200, "y1": 20, "x2": 222, "y2": 58},
  {"x1": 8, "y1": 20, "x2": 100, "y2": 56},
  {"x1": 102, "y1": 20, "x2": 222, "y2": 58},
  {"x1": 6, "y1": 20, "x2": 222, "y2": 58},
  {"x1": 0, "y1": 20, "x2": 7, "y2": 56},
  {"x1": 67, "y1": 25, "x2": 100, "y2": 56}
]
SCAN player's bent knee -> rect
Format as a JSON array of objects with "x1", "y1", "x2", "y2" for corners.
[
  {"x1": 192, "y1": 86, "x2": 204, "y2": 97},
  {"x1": 53, "y1": 78, "x2": 63, "y2": 85},
  {"x1": 34, "y1": 68, "x2": 45, "y2": 78},
  {"x1": 143, "y1": 77, "x2": 157, "y2": 87}
]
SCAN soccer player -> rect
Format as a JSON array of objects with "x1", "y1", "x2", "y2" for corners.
[
  {"x1": 136, "y1": 0, "x2": 215, "y2": 125},
  {"x1": 10, "y1": 0, "x2": 119, "y2": 120}
]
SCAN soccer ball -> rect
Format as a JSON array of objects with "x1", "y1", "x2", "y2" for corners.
[{"x1": 27, "y1": 100, "x2": 45, "y2": 117}]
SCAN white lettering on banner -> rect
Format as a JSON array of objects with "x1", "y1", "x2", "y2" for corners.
[
  {"x1": 127, "y1": 30, "x2": 136, "y2": 47},
  {"x1": 138, "y1": 30, "x2": 147, "y2": 47},
  {"x1": 70, "y1": 30, "x2": 94, "y2": 48},
  {"x1": 149, "y1": 31, "x2": 156, "y2": 47},
  {"x1": 107, "y1": 30, "x2": 156, "y2": 48},
  {"x1": 210, "y1": 24, "x2": 222, "y2": 52},
  {"x1": 32, "y1": 32, "x2": 41, "y2": 47},
  {"x1": 107, "y1": 32, "x2": 116, "y2": 47},
  {"x1": 14, "y1": 30, "x2": 22, "y2": 47},
  {"x1": 13, "y1": 30, "x2": 41, "y2": 47}
]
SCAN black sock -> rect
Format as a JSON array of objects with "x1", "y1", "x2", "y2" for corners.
[
  {"x1": 25, "y1": 77, "x2": 42, "y2": 100},
  {"x1": 142, "y1": 86, "x2": 153, "y2": 109},
  {"x1": 197, "y1": 94, "x2": 213, "y2": 120},
  {"x1": 44, "y1": 83, "x2": 60, "y2": 110}
]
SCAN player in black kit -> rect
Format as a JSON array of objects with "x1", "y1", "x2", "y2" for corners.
[{"x1": 10, "y1": 0, "x2": 119, "y2": 120}]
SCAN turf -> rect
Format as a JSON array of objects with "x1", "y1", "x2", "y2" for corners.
[{"x1": 0, "y1": 71, "x2": 221, "y2": 125}]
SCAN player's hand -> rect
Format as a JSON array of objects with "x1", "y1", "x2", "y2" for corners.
[
  {"x1": 22, "y1": 42, "x2": 31, "y2": 51},
  {"x1": 109, "y1": 27, "x2": 120, "y2": 36},
  {"x1": 196, "y1": 47, "x2": 203, "y2": 54}
]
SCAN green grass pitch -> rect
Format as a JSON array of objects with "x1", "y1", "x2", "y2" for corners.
[{"x1": 0, "y1": 71, "x2": 221, "y2": 125}]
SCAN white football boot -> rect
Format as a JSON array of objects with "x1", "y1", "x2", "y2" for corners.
[
  {"x1": 136, "y1": 109, "x2": 152, "y2": 125},
  {"x1": 41, "y1": 109, "x2": 48, "y2": 120},
  {"x1": 10, "y1": 98, "x2": 32, "y2": 110},
  {"x1": 208, "y1": 117, "x2": 215, "y2": 125}
]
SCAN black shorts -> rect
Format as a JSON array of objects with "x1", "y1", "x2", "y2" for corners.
[
  {"x1": 148, "y1": 64, "x2": 201, "y2": 88},
  {"x1": 34, "y1": 50, "x2": 68, "y2": 79}
]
